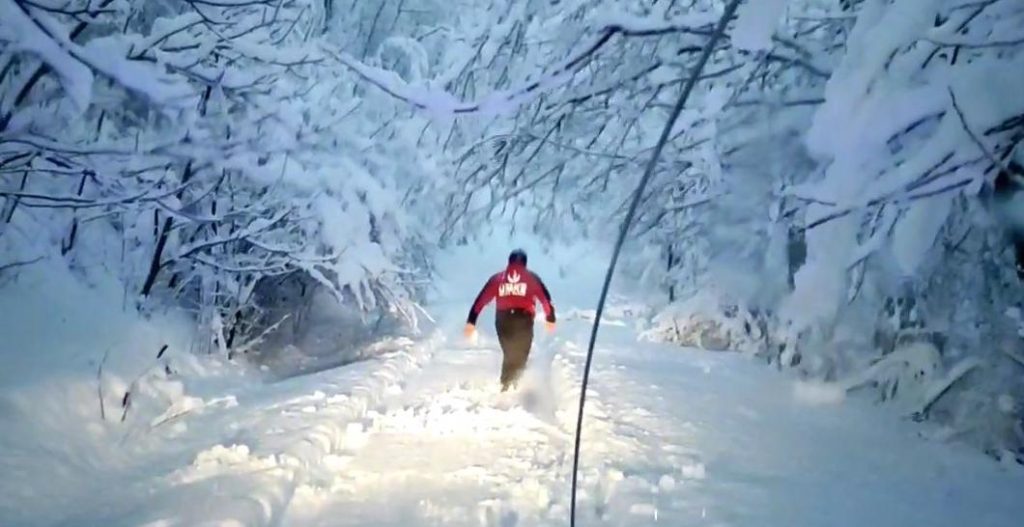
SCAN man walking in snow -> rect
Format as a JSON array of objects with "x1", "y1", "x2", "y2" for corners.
[{"x1": 465, "y1": 249, "x2": 556, "y2": 391}]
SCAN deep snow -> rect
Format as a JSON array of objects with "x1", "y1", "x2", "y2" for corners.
[{"x1": 1, "y1": 236, "x2": 1023, "y2": 526}]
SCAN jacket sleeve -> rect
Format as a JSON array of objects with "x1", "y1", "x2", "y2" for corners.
[
  {"x1": 467, "y1": 274, "x2": 499, "y2": 325},
  {"x1": 530, "y1": 271, "x2": 556, "y2": 323}
]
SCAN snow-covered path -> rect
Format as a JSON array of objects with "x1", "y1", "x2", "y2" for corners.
[
  {"x1": 3, "y1": 240, "x2": 1024, "y2": 526},
  {"x1": 273, "y1": 308, "x2": 1024, "y2": 527},
  {"x1": 280, "y1": 342, "x2": 577, "y2": 527}
]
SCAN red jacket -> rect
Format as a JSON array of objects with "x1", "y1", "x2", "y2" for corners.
[{"x1": 467, "y1": 263, "x2": 555, "y2": 325}]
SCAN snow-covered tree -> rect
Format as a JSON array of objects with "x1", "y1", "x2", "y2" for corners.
[{"x1": 0, "y1": 0, "x2": 442, "y2": 353}]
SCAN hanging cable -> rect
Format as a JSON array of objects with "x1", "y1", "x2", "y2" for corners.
[{"x1": 568, "y1": 2, "x2": 743, "y2": 525}]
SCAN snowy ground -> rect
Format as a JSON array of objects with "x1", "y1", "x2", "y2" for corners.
[{"x1": 2, "y1": 240, "x2": 1023, "y2": 526}]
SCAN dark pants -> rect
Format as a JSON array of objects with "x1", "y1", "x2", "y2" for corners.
[{"x1": 495, "y1": 309, "x2": 534, "y2": 390}]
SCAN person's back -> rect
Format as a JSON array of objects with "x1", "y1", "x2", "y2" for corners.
[{"x1": 465, "y1": 249, "x2": 556, "y2": 391}]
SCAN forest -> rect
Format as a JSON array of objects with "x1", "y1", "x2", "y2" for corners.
[{"x1": 1, "y1": 1, "x2": 1023, "y2": 525}]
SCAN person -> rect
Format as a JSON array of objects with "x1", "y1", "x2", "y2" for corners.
[{"x1": 464, "y1": 249, "x2": 556, "y2": 391}]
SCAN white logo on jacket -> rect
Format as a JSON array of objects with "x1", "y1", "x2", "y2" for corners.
[{"x1": 499, "y1": 271, "x2": 527, "y2": 297}]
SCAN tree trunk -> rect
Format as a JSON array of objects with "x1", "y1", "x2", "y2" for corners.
[{"x1": 140, "y1": 161, "x2": 193, "y2": 296}]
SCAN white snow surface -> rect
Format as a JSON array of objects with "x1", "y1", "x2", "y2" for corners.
[{"x1": 1, "y1": 238, "x2": 1023, "y2": 526}]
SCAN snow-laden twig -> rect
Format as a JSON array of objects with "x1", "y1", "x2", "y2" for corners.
[
  {"x1": 917, "y1": 357, "x2": 983, "y2": 417},
  {"x1": 948, "y1": 86, "x2": 1011, "y2": 175},
  {"x1": 1003, "y1": 348, "x2": 1024, "y2": 369},
  {"x1": 327, "y1": 16, "x2": 715, "y2": 117},
  {"x1": 801, "y1": 180, "x2": 972, "y2": 232},
  {"x1": 171, "y1": 208, "x2": 290, "y2": 261},
  {"x1": 927, "y1": 35, "x2": 1024, "y2": 48},
  {"x1": 97, "y1": 348, "x2": 109, "y2": 421},
  {"x1": 228, "y1": 313, "x2": 290, "y2": 356},
  {"x1": 0, "y1": 254, "x2": 43, "y2": 274},
  {"x1": 0, "y1": 180, "x2": 196, "y2": 209}
]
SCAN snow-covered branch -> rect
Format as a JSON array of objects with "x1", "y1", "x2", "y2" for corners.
[{"x1": 0, "y1": 0, "x2": 437, "y2": 354}]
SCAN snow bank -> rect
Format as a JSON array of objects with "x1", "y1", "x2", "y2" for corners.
[
  {"x1": 0, "y1": 262, "x2": 439, "y2": 527},
  {"x1": 0, "y1": 256, "x2": 256, "y2": 525},
  {"x1": 0, "y1": 259, "x2": 194, "y2": 388},
  {"x1": 640, "y1": 290, "x2": 764, "y2": 352},
  {"x1": 793, "y1": 380, "x2": 847, "y2": 406}
]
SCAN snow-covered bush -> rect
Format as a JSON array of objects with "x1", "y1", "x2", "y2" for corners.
[
  {"x1": 640, "y1": 290, "x2": 766, "y2": 353},
  {"x1": 772, "y1": 0, "x2": 1024, "y2": 459}
]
